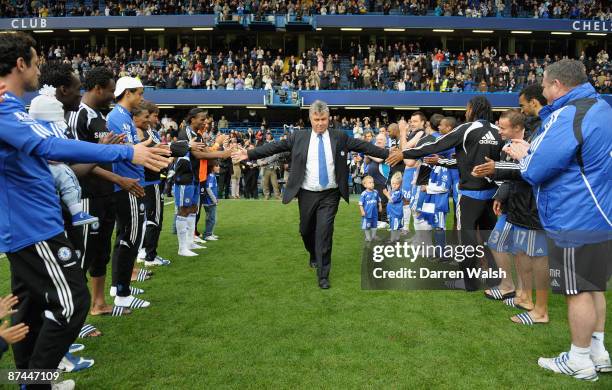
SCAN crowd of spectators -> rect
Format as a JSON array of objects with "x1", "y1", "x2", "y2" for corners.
[
  {"x1": 1, "y1": 0, "x2": 611, "y2": 19},
  {"x1": 41, "y1": 41, "x2": 612, "y2": 94}
]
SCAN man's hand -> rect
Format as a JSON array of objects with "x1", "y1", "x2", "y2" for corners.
[
  {"x1": 386, "y1": 148, "x2": 404, "y2": 166},
  {"x1": 382, "y1": 188, "x2": 389, "y2": 197},
  {"x1": 493, "y1": 199, "x2": 503, "y2": 216},
  {"x1": 0, "y1": 294, "x2": 18, "y2": 318},
  {"x1": 503, "y1": 139, "x2": 530, "y2": 160},
  {"x1": 117, "y1": 177, "x2": 145, "y2": 198},
  {"x1": 0, "y1": 320, "x2": 29, "y2": 344},
  {"x1": 231, "y1": 147, "x2": 248, "y2": 162},
  {"x1": 100, "y1": 133, "x2": 126, "y2": 145},
  {"x1": 423, "y1": 154, "x2": 441, "y2": 166},
  {"x1": 472, "y1": 157, "x2": 496, "y2": 178},
  {"x1": 132, "y1": 139, "x2": 171, "y2": 171}
]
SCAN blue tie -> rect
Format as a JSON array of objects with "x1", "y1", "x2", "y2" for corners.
[{"x1": 318, "y1": 134, "x2": 329, "y2": 187}]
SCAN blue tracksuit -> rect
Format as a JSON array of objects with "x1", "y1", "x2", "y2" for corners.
[
  {"x1": 519, "y1": 82, "x2": 612, "y2": 246},
  {"x1": 0, "y1": 92, "x2": 134, "y2": 252}
]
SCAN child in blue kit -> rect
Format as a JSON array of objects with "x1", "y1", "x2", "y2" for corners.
[
  {"x1": 359, "y1": 176, "x2": 382, "y2": 242},
  {"x1": 201, "y1": 161, "x2": 220, "y2": 241},
  {"x1": 384, "y1": 172, "x2": 404, "y2": 242}
]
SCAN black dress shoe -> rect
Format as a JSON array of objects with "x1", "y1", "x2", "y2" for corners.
[{"x1": 319, "y1": 278, "x2": 330, "y2": 289}]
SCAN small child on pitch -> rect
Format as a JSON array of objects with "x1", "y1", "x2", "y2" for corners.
[
  {"x1": 201, "y1": 161, "x2": 220, "y2": 241},
  {"x1": 359, "y1": 176, "x2": 382, "y2": 242},
  {"x1": 29, "y1": 86, "x2": 98, "y2": 226},
  {"x1": 384, "y1": 172, "x2": 404, "y2": 242}
]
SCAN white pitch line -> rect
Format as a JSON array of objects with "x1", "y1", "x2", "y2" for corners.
[{"x1": 164, "y1": 201, "x2": 174, "y2": 206}]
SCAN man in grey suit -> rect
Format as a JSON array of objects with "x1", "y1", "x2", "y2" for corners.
[{"x1": 233, "y1": 100, "x2": 400, "y2": 289}]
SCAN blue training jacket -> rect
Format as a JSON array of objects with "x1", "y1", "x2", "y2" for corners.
[
  {"x1": 519, "y1": 83, "x2": 612, "y2": 246},
  {"x1": 107, "y1": 104, "x2": 144, "y2": 191},
  {"x1": 0, "y1": 92, "x2": 134, "y2": 252}
]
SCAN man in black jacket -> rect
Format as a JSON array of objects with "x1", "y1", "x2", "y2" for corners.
[
  {"x1": 387, "y1": 96, "x2": 503, "y2": 291},
  {"x1": 232, "y1": 100, "x2": 394, "y2": 289}
]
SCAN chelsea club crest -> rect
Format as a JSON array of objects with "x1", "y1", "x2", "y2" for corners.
[{"x1": 57, "y1": 247, "x2": 72, "y2": 262}]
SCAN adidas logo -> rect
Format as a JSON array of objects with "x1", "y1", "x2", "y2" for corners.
[
  {"x1": 479, "y1": 131, "x2": 499, "y2": 145},
  {"x1": 551, "y1": 279, "x2": 561, "y2": 288},
  {"x1": 536, "y1": 248, "x2": 544, "y2": 255}
]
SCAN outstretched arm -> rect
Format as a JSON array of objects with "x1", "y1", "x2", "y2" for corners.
[
  {"x1": 401, "y1": 124, "x2": 465, "y2": 160},
  {"x1": 232, "y1": 134, "x2": 294, "y2": 161},
  {"x1": 347, "y1": 137, "x2": 389, "y2": 160}
]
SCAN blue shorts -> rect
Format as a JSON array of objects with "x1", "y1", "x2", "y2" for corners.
[
  {"x1": 175, "y1": 183, "x2": 200, "y2": 208},
  {"x1": 389, "y1": 217, "x2": 403, "y2": 231},
  {"x1": 511, "y1": 226, "x2": 548, "y2": 257},
  {"x1": 362, "y1": 217, "x2": 377, "y2": 230},
  {"x1": 487, "y1": 214, "x2": 514, "y2": 253}
]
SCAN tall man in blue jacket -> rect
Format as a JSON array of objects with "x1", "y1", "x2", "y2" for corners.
[
  {"x1": 0, "y1": 33, "x2": 169, "y2": 387},
  {"x1": 507, "y1": 59, "x2": 612, "y2": 381}
]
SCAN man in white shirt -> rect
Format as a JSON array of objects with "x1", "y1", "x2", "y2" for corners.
[{"x1": 233, "y1": 100, "x2": 400, "y2": 288}]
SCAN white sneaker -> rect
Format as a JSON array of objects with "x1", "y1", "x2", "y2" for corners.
[
  {"x1": 210, "y1": 234, "x2": 219, "y2": 239},
  {"x1": 377, "y1": 221, "x2": 388, "y2": 229},
  {"x1": 193, "y1": 236, "x2": 207, "y2": 244},
  {"x1": 114, "y1": 295, "x2": 150, "y2": 309},
  {"x1": 136, "y1": 249, "x2": 146, "y2": 263},
  {"x1": 190, "y1": 243, "x2": 206, "y2": 250},
  {"x1": 178, "y1": 249, "x2": 198, "y2": 257},
  {"x1": 144, "y1": 257, "x2": 171, "y2": 267},
  {"x1": 592, "y1": 351, "x2": 612, "y2": 373},
  {"x1": 52, "y1": 380, "x2": 75, "y2": 390},
  {"x1": 538, "y1": 352, "x2": 598, "y2": 381},
  {"x1": 205, "y1": 235, "x2": 218, "y2": 241}
]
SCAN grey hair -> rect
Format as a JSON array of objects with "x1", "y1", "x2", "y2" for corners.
[
  {"x1": 544, "y1": 59, "x2": 588, "y2": 88},
  {"x1": 309, "y1": 100, "x2": 330, "y2": 117}
]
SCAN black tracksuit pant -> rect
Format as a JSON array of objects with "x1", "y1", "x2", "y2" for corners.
[
  {"x1": 8, "y1": 233, "x2": 90, "y2": 377},
  {"x1": 112, "y1": 190, "x2": 145, "y2": 297},
  {"x1": 142, "y1": 183, "x2": 164, "y2": 262},
  {"x1": 457, "y1": 195, "x2": 498, "y2": 291}
]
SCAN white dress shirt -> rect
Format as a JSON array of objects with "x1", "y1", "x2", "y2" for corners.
[{"x1": 302, "y1": 130, "x2": 338, "y2": 191}]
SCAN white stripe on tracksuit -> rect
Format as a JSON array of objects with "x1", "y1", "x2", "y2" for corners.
[
  {"x1": 35, "y1": 242, "x2": 75, "y2": 323},
  {"x1": 129, "y1": 193, "x2": 138, "y2": 245},
  {"x1": 497, "y1": 222, "x2": 512, "y2": 253},
  {"x1": 155, "y1": 185, "x2": 160, "y2": 225},
  {"x1": 81, "y1": 198, "x2": 89, "y2": 269},
  {"x1": 563, "y1": 248, "x2": 577, "y2": 295}
]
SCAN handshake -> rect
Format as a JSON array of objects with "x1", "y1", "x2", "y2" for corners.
[{"x1": 230, "y1": 148, "x2": 249, "y2": 163}]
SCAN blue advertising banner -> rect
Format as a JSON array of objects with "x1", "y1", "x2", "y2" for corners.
[
  {"x1": 2, "y1": 15, "x2": 611, "y2": 32},
  {"x1": 20, "y1": 90, "x2": 611, "y2": 108},
  {"x1": 315, "y1": 15, "x2": 612, "y2": 32},
  {"x1": 1, "y1": 15, "x2": 215, "y2": 30}
]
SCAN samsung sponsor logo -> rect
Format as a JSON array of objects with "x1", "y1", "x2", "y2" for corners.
[
  {"x1": 11, "y1": 18, "x2": 47, "y2": 29},
  {"x1": 572, "y1": 20, "x2": 612, "y2": 32},
  {"x1": 94, "y1": 131, "x2": 111, "y2": 139}
]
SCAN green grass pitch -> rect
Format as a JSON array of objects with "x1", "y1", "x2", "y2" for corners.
[{"x1": 1, "y1": 199, "x2": 611, "y2": 388}]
